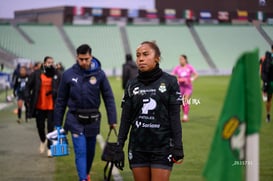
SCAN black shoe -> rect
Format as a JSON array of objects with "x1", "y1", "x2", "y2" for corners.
[{"x1": 266, "y1": 114, "x2": 270, "y2": 123}]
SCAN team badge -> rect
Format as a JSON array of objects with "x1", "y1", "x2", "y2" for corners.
[
  {"x1": 158, "y1": 83, "x2": 166, "y2": 93},
  {"x1": 222, "y1": 117, "x2": 246, "y2": 160},
  {"x1": 222, "y1": 117, "x2": 240, "y2": 139},
  {"x1": 89, "y1": 76, "x2": 97, "y2": 85}
]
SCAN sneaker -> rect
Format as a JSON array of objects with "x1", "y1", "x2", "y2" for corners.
[
  {"x1": 266, "y1": 114, "x2": 271, "y2": 123},
  {"x1": 39, "y1": 141, "x2": 47, "y2": 154},
  {"x1": 182, "y1": 115, "x2": 189, "y2": 122},
  {"x1": 47, "y1": 150, "x2": 53, "y2": 157},
  {"x1": 87, "y1": 174, "x2": 91, "y2": 181},
  {"x1": 16, "y1": 119, "x2": 22, "y2": 124}
]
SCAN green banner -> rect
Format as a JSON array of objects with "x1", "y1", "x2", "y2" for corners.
[{"x1": 203, "y1": 49, "x2": 262, "y2": 181}]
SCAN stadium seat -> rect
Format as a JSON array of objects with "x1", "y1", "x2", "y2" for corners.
[
  {"x1": 195, "y1": 24, "x2": 269, "y2": 72},
  {"x1": 126, "y1": 25, "x2": 209, "y2": 72}
]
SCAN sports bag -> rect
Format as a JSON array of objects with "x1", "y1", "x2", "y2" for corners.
[
  {"x1": 101, "y1": 127, "x2": 118, "y2": 181},
  {"x1": 101, "y1": 128, "x2": 118, "y2": 161}
]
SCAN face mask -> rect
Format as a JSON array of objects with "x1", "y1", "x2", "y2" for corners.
[{"x1": 44, "y1": 65, "x2": 55, "y2": 77}]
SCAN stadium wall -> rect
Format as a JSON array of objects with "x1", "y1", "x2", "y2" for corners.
[
  {"x1": 12, "y1": 1, "x2": 273, "y2": 25},
  {"x1": 156, "y1": 0, "x2": 273, "y2": 14}
]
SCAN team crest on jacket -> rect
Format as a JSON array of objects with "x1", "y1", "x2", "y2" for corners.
[
  {"x1": 158, "y1": 83, "x2": 166, "y2": 93},
  {"x1": 89, "y1": 76, "x2": 97, "y2": 85}
]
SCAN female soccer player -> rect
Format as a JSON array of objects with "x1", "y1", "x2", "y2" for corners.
[
  {"x1": 172, "y1": 55, "x2": 198, "y2": 122},
  {"x1": 13, "y1": 65, "x2": 29, "y2": 123},
  {"x1": 116, "y1": 41, "x2": 184, "y2": 181}
]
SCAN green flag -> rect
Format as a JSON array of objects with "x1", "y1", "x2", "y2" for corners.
[{"x1": 203, "y1": 49, "x2": 262, "y2": 181}]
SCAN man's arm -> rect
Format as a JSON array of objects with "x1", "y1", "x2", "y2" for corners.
[{"x1": 100, "y1": 72, "x2": 117, "y2": 126}]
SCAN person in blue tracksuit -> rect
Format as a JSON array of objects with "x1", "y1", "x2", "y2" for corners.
[{"x1": 54, "y1": 44, "x2": 117, "y2": 181}]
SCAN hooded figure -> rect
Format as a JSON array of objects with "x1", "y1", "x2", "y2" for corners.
[{"x1": 122, "y1": 53, "x2": 138, "y2": 89}]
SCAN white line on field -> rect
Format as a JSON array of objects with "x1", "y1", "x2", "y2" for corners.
[{"x1": 0, "y1": 102, "x2": 12, "y2": 110}]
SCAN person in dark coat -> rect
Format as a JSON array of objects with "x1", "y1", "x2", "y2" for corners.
[
  {"x1": 122, "y1": 53, "x2": 138, "y2": 89},
  {"x1": 116, "y1": 41, "x2": 184, "y2": 181},
  {"x1": 53, "y1": 44, "x2": 117, "y2": 181},
  {"x1": 261, "y1": 45, "x2": 273, "y2": 122},
  {"x1": 25, "y1": 56, "x2": 62, "y2": 157}
]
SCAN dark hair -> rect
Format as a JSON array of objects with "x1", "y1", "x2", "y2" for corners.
[
  {"x1": 43, "y1": 56, "x2": 53, "y2": 63},
  {"x1": 77, "y1": 44, "x2": 92, "y2": 55},
  {"x1": 181, "y1": 54, "x2": 188, "y2": 64},
  {"x1": 271, "y1": 44, "x2": 273, "y2": 50},
  {"x1": 140, "y1": 41, "x2": 161, "y2": 60},
  {"x1": 266, "y1": 51, "x2": 271, "y2": 58},
  {"x1": 20, "y1": 65, "x2": 27, "y2": 70},
  {"x1": 125, "y1": 54, "x2": 132, "y2": 62},
  {"x1": 34, "y1": 61, "x2": 41, "y2": 67}
]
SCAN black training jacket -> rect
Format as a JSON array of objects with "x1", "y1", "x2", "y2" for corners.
[{"x1": 118, "y1": 72, "x2": 183, "y2": 152}]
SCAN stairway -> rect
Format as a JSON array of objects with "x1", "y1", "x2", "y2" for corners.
[
  {"x1": 253, "y1": 20, "x2": 273, "y2": 46},
  {"x1": 119, "y1": 24, "x2": 131, "y2": 55},
  {"x1": 56, "y1": 25, "x2": 76, "y2": 58},
  {"x1": 11, "y1": 22, "x2": 34, "y2": 44},
  {"x1": 187, "y1": 24, "x2": 218, "y2": 72}
]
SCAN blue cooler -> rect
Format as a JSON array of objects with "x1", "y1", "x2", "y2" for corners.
[{"x1": 50, "y1": 127, "x2": 69, "y2": 157}]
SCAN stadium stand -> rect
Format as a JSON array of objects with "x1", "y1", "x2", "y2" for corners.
[
  {"x1": 253, "y1": 21, "x2": 273, "y2": 46},
  {"x1": 195, "y1": 24, "x2": 270, "y2": 73},
  {"x1": 0, "y1": 23, "x2": 272, "y2": 75},
  {"x1": 18, "y1": 24, "x2": 74, "y2": 68},
  {"x1": 0, "y1": 23, "x2": 74, "y2": 69},
  {"x1": 126, "y1": 25, "x2": 210, "y2": 73},
  {"x1": 0, "y1": 23, "x2": 27, "y2": 56},
  {"x1": 63, "y1": 25, "x2": 125, "y2": 75},
  {"x1": 262, "y1": 25, "x2": 273, "y2": 41}
]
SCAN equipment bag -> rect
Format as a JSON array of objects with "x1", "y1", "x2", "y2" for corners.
[
  {"x1": 101, "y1": 127, "x2": 118, "y2": 181},
  {"x1": 50, "y1": 127, "x2": 69, "y2": 157}
]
